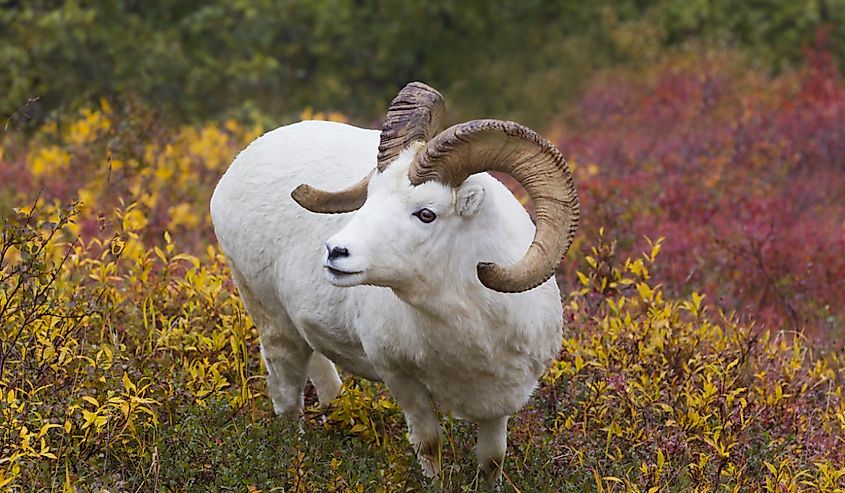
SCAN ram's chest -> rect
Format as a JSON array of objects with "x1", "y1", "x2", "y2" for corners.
[
  {"x1": 422, "y1": 341, "x2": 544, "y2": 420},
  {"x1": 364, "y1": 316, "x2": 547, "y2": 420}
]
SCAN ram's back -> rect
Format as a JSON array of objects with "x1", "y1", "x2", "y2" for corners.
[{"x1": 210, "y1": 121, "x2": 381, "y2": 374}]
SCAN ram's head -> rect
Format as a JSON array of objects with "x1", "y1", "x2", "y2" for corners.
[{"x1": 291, "y1": 82, "x2": 579, "y2": 294}]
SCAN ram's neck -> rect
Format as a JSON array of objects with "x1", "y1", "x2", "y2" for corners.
[
  {"x1": 392, "y1": 278, "x2": 499, "y2": 328},
  {"x1": 387, "y1": 270, "x2": 562, "y2": 369}
]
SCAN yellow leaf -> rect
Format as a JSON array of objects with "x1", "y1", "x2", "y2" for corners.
[
  {"x1": 64, "y1": 461, "x2": 73, "y2": 493},
  {"x1": 0, "y1": 475, "x2": 14, "y2": 489},
  {"x1": 577, "y1": 271, "x2": 590, "y2": 287},
  {"x1": 81, "y1": 410, "x2": 98, "y2": 430},
  {"x1": 692, "y1": 291, "x2": 704, "y2": 310},
  {"x1": 636, "y1": 282, "x2": 653, "y2": 301},
  {"x1": 38, "y1": 423, "x2": 61, "y2": 438},
  {"x1": 123, "y1": 372, "x2": 136, "y2": 393},
  {"x1": 82, "y1": 396, "x2": 99, "y2": 408},
  {"x1": 154, "y1": 246, "x2": 168, "y2": 264},
  {"x1": 592, "y1": 469, "x2": 605, "y2": 493},
  {"x1": 764, "y1": 461, "x2": 777, "y2": 475}
]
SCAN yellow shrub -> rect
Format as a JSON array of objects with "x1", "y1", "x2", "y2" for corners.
[{"x1": 29, "y1": 146, "x2": 71, "y2": 176}]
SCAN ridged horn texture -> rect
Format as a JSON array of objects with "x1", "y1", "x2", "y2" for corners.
[
  {"x1": 410, "y1": 119, "x2": 580, "y2": 293},
  {"x1": 291, "y1": 82, "x2": 444, "y2": 213},
  {"x1": 377, "y1": 82, "x2": 445, "y2": 172}
]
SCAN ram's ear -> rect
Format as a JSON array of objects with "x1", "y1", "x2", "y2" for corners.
[{"x1": 455, "y1": 183, "x2": 485, "y2": 217}]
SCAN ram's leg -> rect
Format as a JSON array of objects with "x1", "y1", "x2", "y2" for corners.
[
  {"x1": 382, "y1": 372, "x2": 441, "y2": 478},
  {"x1": 259, "y1": 320, "x2": 312, "y2": 416},
  {"x1": 231, "y1": 267, "x2": 311, "y2": 417},
  {"x1": 476, "y1": 416, "x2": 508, "y2": 486},
  {"x1": 308, "y1": 352, "x2": 342, "y2": 407}
]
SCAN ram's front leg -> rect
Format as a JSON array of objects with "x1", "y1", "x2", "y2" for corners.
[
  {"x1": 477, "y1": 416, "x2": 508, "y2": 486},
  {"x1": 382, "y1": 371, "x2": 441, "y2": 479}
]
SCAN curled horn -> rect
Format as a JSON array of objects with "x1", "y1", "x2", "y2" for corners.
[
  {"x1": 410, "y1": 119, "x2": 580, "y2": 293},
  {"x1": 292, "y1": 82, "x2": 444, "y2": 214}
]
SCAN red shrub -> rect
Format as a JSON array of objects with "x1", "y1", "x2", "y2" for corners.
[{"x1": 559, "y1": 46, "x2": 845, "y2": 342}]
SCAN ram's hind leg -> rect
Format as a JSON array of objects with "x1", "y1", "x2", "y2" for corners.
[
  {"x1": 232, "y1": 268, "x2": 311, "y2": 417},
  {"x1": 258, "y1": 314, "x2": 312, "y2": 416},
  {"x1": 308, "y1": 352, "x2": 342, "y2": 408}
]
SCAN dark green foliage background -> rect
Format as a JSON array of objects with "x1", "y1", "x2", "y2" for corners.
[{"x1": 2, "y1": 0, "x2": 842, "y2": 129}]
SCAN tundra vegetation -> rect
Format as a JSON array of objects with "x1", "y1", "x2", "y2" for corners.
[{"x1": 2, "y1": 5, "x2": 845, "y2": 493}]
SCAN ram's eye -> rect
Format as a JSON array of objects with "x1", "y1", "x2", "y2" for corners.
[{"x1": 413, "y1": 208, "x2": 437, "y2": 224}]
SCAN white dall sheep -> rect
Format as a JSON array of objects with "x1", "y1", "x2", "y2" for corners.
[{"x1": 209, "y1": 82, "x2": 579, "y2": 484}]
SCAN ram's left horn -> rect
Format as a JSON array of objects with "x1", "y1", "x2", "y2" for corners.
[
  {"x1": 377, "y1": 82, "x2": 445, "y2": 171},
  {"x1": 292, "y1": 82, "x2": 445, "y2": 214}
]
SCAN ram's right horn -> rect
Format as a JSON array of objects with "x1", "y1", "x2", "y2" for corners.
[{"x1": 409, "y1": 119, "x2": 580, "y2": 293}]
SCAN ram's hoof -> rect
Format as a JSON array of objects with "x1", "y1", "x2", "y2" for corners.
[
  {"x1": 481, "y1": 457, "x2": 503, "y2": 488},
  {"x1": 416, "y1": 439, "x2": 442, "y2": 479}
]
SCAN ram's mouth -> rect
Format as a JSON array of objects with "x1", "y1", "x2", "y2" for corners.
[
  {"x1": 325, "y1": 266, "x2": 362, "y2": 277},
  {"x1": 323, "y1": 265, "x2": 365, "y2": 287}
]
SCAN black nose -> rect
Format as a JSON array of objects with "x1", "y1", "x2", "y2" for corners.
[{"x1": 327, "y1": 245, "x2": 349, "y2": 261}]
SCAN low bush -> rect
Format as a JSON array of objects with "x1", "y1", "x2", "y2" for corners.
[{"x1": 1, "y1": 203, "x2": 843, "y2": 490}]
